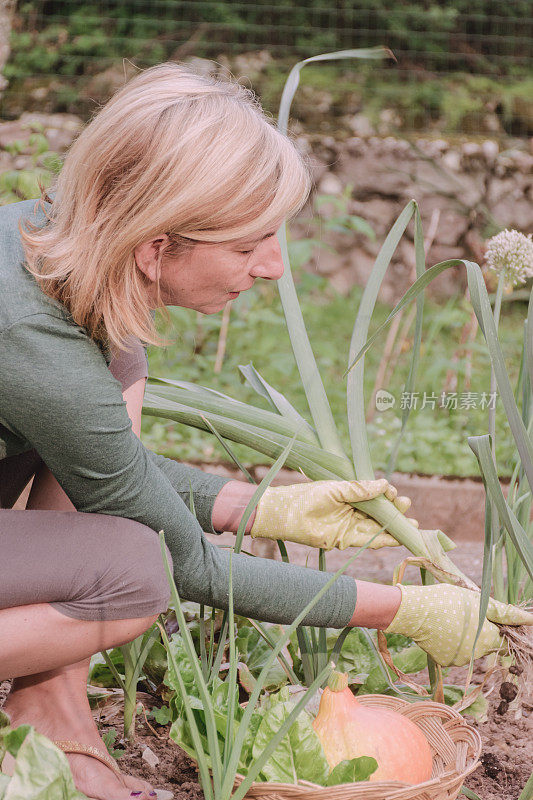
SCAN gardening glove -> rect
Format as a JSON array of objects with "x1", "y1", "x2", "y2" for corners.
[
  {"x1": 250, "y1": 478, "x2": 418, "y2": 550},
  {"x1": 385, "y1": 583, "x2": 533, "y2": 667}
]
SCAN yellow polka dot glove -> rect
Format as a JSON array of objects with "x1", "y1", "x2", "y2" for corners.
[
  {"x1": 385, "y1": 583, "x2": 533, "y2": 666},
  {"x1": 250, "y1": 479, "x2": 416, "y2": 550}
]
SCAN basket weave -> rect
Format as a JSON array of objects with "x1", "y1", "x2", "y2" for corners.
[{"x1": 232, "y1": 694, "x2": 482, "y2": 800}]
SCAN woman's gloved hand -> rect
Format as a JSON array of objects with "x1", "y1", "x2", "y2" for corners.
[
  {"x1": 385, "y1": 583, "x2": 533, "y2": 666},
  {"x1": 250, "y1": 479, "x2": 417, "y2": 550}
]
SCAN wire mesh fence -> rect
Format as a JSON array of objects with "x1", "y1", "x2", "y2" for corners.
[{"x1": 2, "y1": 1, "x2": 532, "y2": 137}]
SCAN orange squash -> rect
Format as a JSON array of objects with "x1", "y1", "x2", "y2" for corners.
[{"x1": 312, "y1": 671, "x2": 433, "y2": 785}]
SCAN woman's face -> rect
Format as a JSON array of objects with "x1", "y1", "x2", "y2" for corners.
[{"x1": 135, "y1": 227, "x2": 285, "y2": 313}]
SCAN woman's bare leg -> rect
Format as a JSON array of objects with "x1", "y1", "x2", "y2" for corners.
[{"x1": 3, "y1": 659, "x2": 157, "y2": 799}]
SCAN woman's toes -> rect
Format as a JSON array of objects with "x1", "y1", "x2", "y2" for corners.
[{"x1": 121, "y1": 772, "x2": 155, "y2": 794}]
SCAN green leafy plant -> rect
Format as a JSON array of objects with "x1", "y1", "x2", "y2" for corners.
[
  {"x1": 0, "y1": 711, "x2": 86, "y2": 799},
  {"x1": 101, "y1": 728, "x2": 122, "y2": 761},
  {"x1": 0, "y1": 127, "x2": 63, "y2": 205},
  {"x1": 96, "y1": 624, "x2": 160, "y2": 742}
]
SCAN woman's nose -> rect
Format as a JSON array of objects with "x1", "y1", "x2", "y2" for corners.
[{"x1": 250, "y1": 237, "x2": 284, "y2": 281}]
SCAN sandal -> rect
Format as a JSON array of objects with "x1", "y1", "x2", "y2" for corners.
[{"x1": 54, "y1": 739, "x2": 174, "y2": 800}]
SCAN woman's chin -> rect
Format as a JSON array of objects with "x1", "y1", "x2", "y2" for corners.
[{"x1": 201, "y1": 300, "x2": 230, "y2": 314}]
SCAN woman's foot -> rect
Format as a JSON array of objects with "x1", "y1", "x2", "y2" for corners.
[{"x1": 3, "y1": 683, "x2": 156, "y2": 800}]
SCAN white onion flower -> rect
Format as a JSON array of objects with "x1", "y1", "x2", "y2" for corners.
[{"x1": 485, "y1": 229, "x2": 533, "y2": 287}]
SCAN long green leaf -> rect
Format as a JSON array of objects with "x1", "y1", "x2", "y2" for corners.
[
  {"x1": 157, "y1": 540, "x2": 223, "y2": 794},
  {"x1": 234, "y1": 432, "x2": 300, "y2": 554},
  {"x1": 461, "y1": 787, "x2": 483, "y2": 800},
  {"x1": 276, "y1": 221, "x2": 352, "y2": 461},
  {"x1": 518, "y1": 769, "x2": 533, "y2": 800},
  {"x1": 245, "y1": 619, "x2": 300, "y2": 684},
  {"x1": 466, "y1": 460, "x2": 494, "y2": 683},
  {"x1": 223, "y1": 552, "x2": 236, "y2": 770},
  {"x1": 238, "y1": 363, "x2": 319, "y2": 444},
  {"x1": 144, "y1": 387, "x2": 469, "y2": 574},
  {"x1": 201, "y1": 415, "x2": 255, "y2": 484},
  {"x1": 157, "y1": 616, "x2": 215, "y2": 800},
  {"x1": 347, "y1": 200, "x2": 417, "y2": 478},
  {"x1": 146, "y1": 379, "x2": 317, "y2": 445},
  {"x1": 144, "y1": 389, "x2": 353, "y2": 479},
  {"x1": 209, "y1": 432, "x2": 299, "y2": 692},
  {"x1": 526, "y1": 286, "x2": 533, "y2": 394},
  {"x1": 275, "y1": 47, "x2": 389, "y2": 463},
  {"x1": 386, "y1": 207, "x2": 427, "y2": 476},
  {"x1": 468, "y1": 435, "x2": 533, "y2": 583}
]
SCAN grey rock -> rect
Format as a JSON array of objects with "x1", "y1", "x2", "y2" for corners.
[
  {"x1": 481, "y1": 140, "x2": 499, "y2": 162},
  {"x1": 346, "y1": 113, "x2": 375, "y2": 137},
  {"x1": 441, "y1": 150, "x2": 462, "y2": 172},
  {"x1": 317, "y1": 172, "x2": 344, "y2": 196}
]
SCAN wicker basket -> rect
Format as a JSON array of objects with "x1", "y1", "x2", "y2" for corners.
[{"x1": 232, "y1": 694, "x2": 482, "y2": 800}]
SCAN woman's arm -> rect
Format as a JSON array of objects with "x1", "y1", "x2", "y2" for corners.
[
  {"x1": 0, "y1": 314, "x2": 357, "y2": 628},
  {"x1": 211, "y1": 480, "x2": 257, "y2": 533},
  {"x1": 126, "y1": 379, "x2": 401, "y2": 629},
  {"x1": 26, "y1": 376, "x2": 146, "y2": 511}
]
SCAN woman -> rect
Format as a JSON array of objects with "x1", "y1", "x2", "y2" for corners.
[{"x1": 0, "y1": 63, "x2": 530, "y2": 800}]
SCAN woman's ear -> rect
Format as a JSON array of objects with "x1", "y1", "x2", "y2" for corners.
[{"x1": 134, "y1": 235, "x2": 170, "y2": 284}]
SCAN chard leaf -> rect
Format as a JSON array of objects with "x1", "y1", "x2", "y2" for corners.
[
  {"x1": 325, "y1": 628, "x2": 378, "y2": 681},
  {"x1": 3, "y1": 728, "x2": 86, "y2": 799},
  {"x1": 236, "y1": 623, "x2": 288, "y2": 691},
  {"x1": 237, "y1": 712, "x2": 263, "y2": 775},
  {"x1": 0, "y1": 774, "x2": 10, "y2": 799},
  {"x1": 443, "y1": 686, "x2": 488, "y2": 720},
  {"x1": 143, "y1": 640, "x2": 168, "y2": 686},
  {"x1": 325, "y1": 756, "x2": 378, "y2": 785},
  {"x1": 151, "y1": 706, "x2": 172, "y2": 725},
  {"x1": 3, "y1": 727, "x2": 31, "y2": 759},
  {"x1": 392, "y1": 643, "x2": 427, "y2": 674},
  {"x1": 170, "y1": 716, "x2": 211, "y2": 767},
  {"x1": 0, "y1": 711, "x2": 9, "y2": 765},
  {"x1": 252, "y1": 698, "x2": 329, "y2": 785}
]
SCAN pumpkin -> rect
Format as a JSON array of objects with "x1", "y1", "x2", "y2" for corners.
[{"x1": 312, "y1": 671, "x2": 433, "y2": 784}]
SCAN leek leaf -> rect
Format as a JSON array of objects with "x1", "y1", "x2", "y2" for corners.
[
  {"x1": 238, "y1": 363, "x2": 319, "y2": 444},
  {"x1": 468, "y1": 435, "x2": 533, "y2": 583}
]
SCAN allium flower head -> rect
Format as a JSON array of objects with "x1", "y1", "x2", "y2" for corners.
[{"x1": 485, "y1": 229, "x2": 533, "y2": 287}]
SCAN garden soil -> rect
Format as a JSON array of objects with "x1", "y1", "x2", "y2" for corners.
[{"x1": 2, "y1": 664, "x2": 531, "y2": 800}]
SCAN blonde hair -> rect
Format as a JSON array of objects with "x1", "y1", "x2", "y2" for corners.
[{"x1": 20, "y1": 62, "x2": 312, "y2": 350}]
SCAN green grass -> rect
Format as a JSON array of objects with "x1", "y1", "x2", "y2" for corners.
[{"x1": 142, "y1": 270, "x2": 524, "y2": 478}]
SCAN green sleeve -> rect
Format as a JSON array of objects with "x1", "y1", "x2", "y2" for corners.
[
  {"x1": 0, "y1": 313, "x2": 357, "y2": 627},
  {"x1": 146, "y1": 451, "x2": 231, "y2": 534}
]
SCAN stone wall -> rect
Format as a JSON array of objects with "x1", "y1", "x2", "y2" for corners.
[
  {"x1": 291, "y1": 132, "x2": 533, "y2": 303},
  {"x1": 1, "y1": 110, "x2": 531, "y2": 303}
]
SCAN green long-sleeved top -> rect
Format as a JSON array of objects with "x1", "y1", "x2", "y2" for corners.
[{"x1": 0, "y1": 197, "x2": 357, "y2": 627}]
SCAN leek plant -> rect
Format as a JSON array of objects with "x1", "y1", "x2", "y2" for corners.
[
  {"x1": 466, "y1": 231, "x2": 533, "y2": 678},
  {"x1": 99, "y1": 626, "x2": 160, "y2": 742},
  {"x1": 156, "y1": 434, "x2": 389, "y2": 800},
  {"x1": 481, "y1": 230, "x2": 533, "y2": 609},
  {"x1": 143, "y1": 50, "x2": 533, "y2": 680}
]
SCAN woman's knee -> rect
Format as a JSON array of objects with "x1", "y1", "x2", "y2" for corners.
[
  {"x1": 106, "y1": 519, "x2": 173, "y2": 616},
  {"x1": 51, "y1": 515, "x2": 173, "y2": 622}
]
